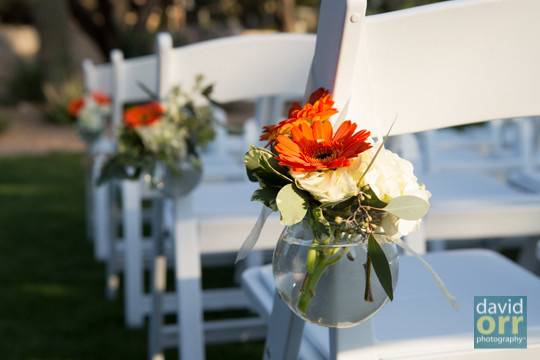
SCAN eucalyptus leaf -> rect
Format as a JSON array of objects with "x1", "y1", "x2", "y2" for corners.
[
  {"x1": 276, "y1": 184, "x2": 307, "y2": 225},
  {"x1": 384, "y1": 195, "x2": 430, "y2": 221},
  {"x1": 244, "y1": 146, "x2": 292, "y2": 185},
  {"x1": 367, "y1": 234, "x2": 394, "y2": 301}
]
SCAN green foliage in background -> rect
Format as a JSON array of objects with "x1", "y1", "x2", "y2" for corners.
[
  {"x1": 0, "y1": 113, "x2": 10, "y2": 134},
  {"x1": 4, "y1": 60, "x2": 44, "y2": 104}
]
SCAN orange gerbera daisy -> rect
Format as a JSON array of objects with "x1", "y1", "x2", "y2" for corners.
[
  {"x1": 67, "y1": 92, "x2": 111, "y2": 117},
  {"x1": 260, "y1": 88, "x2": 338, "y2": 145},
  {"x1": 275, "y1": 120, "x2": 372, "y2": 172},
  {"x1": 124, "y1": 102, "x2": 164, "y2": 128}
]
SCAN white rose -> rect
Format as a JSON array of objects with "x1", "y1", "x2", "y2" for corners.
[
  {"x1": 292, "y1": 166, "x2": 359, "y2": 203},
  {"x1": 347, "y1": 146, "x2": 430, "y2": 203},
  {"x1": 348, "y1": 145, "x2": 430, "y2": 237},
  {"x1": 78, "y1": 101, "x2": 105, "y2": 132}
]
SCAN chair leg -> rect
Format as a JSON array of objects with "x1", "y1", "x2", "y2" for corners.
[
  {"x1": 329, "y1": 320, "x2": 374, "y2": 360},
  {"x1": 174, "y1": 194, "x2": 205, "y2": 360},
  {"x1": 94, "y1": 176, "x2": 111, "y2": 261},
  {"x1": 264, "y1": 293, "x2": 305, "y2": 360},
  {"x1": 123, "y1": 180, "x2": 144, "y2": 328},
  {"x1": 106, "y1": 183, "x2": 120, "y2": 300},
  {"x1": 149, "y1": 198, "x2": 166, "y2": 360},
  {"x1": 85, "y1": 156, "x2": 94, "y2": 242}
]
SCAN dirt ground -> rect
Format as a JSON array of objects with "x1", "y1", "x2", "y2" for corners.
[{"x1": 0, "y1": 104, "x2": 84, "y2": 157}]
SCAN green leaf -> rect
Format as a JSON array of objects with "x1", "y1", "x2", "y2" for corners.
[
  {"x1": 384, "y1": 195, "x2": 430, "y2": 220},
  {"x1": 201, "y1": 84, "x2": 214, "y2": 98},
  {"x1": 251, "y1": 186, "x2": 279, "y2": 211},
  {"x1": 276, "y1": 184, "x2": 307, "y2": 225},
  {"x1": 362, "y1": 186, "x2": 387, "y2": 209},
  {"x1": 368, "y1": 234, "x2": 394, "y2": 301},
  {"x1": 309, "y1": 206, "x2": 331, "y2": 239},
  {"x1": 244, "y1": 146, "x2": 292, "y2": 185}
]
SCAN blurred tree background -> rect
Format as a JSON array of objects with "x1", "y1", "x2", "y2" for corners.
[{"x1": 0, "y1": 0, "x2": 444, "y2": 124}]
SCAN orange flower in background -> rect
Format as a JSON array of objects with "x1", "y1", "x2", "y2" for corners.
[
  {"x1": 260, "y1": 88, "x2": 338, "y2": 145},
  {"x1": 275, "y1": 120, "x2": 372, "y2": 173},
  {"x1": 92, "y1": 92, "x2": 111, "y2": 106},
  {"x1": 67, "y1": 92, "x2": 111, "y2": 117},
  {"x1": 124, "y1": 102, "x2": 164, "y2": 128},
  {"x1": 68, "y1": 98, "x2": 84, "y2": 117}
]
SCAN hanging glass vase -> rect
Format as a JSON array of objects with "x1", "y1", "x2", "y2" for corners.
[{"x1": 272, "y1": 221, "x2": 399, "y2": 328}]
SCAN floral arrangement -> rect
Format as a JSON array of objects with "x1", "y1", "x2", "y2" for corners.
[
  {"x1": 68, "y1": 92, "x2": 111, "y2": 142},
  {"x1": 97, "y1": 77, "x2": 216, "y2": 185},
  {"x1": 239, "y1": 88, "x2": 454, "y2": 316}
]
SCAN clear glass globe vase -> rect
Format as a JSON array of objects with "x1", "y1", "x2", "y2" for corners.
[
  {"x1": 146, "y1": 160, "x2": 202, "y2": 198},
  {"x1": 272, "y1": 221, "x2": 399, "y2": 328}
]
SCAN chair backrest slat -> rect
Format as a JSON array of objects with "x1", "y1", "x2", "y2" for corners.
[
  {"x1": 312, "y1": 0, "x2": 540, "y2": 136},
  {"x1": 164, "y1": 34, "x2": 316, "y2": 102},
  {"x1": 82, "y1": 60, "x2": 113, "y2": 94}
]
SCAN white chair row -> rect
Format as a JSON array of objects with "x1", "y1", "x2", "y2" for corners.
[
  {"x1": 82, "y1": 31, "x2": 318, "y2": 358},
  {"x1": 242, "y1": 0, "x2": 540, "y2": 359}
]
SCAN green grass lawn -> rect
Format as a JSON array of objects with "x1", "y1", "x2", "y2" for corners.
[{"x1": 0, "y1": 153, "x2": 263, "y2": 359}]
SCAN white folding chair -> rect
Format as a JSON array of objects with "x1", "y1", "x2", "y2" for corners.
[
  {"x1": 144, "y1": 32, "x2": 317, "y2": 360},
  {"x1": 242, "y1": 0, "x2": 540, "y2": 358},
  {"x1": 104, "y1": 34, "x2": 273, "y2": 327}
]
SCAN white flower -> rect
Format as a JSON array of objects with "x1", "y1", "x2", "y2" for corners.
[
  {"x1": 292, "y1": 167, "x2": 359, "y2": 203},
  {"x1": 293, "y1": 143, "x2": 430, "y2": 237},
  {"x1": 77, "y1": 98, "x2": 110, "y2": 136},
  {"x1": 348, "y1": 146, "x2": 430, "y2": 203},
  {"x1": 136, "y1": 120, "x2": 188, "y2": 161},
  {"x1": 349, "y1": 145, "x2": 431, "y2": 237}
]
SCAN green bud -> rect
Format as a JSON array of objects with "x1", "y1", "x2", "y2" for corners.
[{"x1": 306, "y1": 249, "x2": 318, "y2": 272}]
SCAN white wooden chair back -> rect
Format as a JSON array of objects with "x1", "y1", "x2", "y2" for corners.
[
  {"x1": 265, "y1": 0, "x2": 540, "y2": 359},
  {"x1": 108, "y1": 33, "x2": 316, "y2": 330},
  {"x1": 315, "y1": 0, "x2": 540, "y2": 136},
  {"x1": 157, "y1": 33, "x2": 315, "y2": 103},
  {"x1": 82, "y1": 60, "x2": 113, "y2": 95},
  {"x1": 113, "y1": 32, "x2": 315, "y2": 108},
  {"x1": 110, "y1": 51, "x2": 157, "y2": 129}
]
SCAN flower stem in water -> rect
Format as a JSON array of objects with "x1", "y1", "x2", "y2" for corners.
[{"x1": 364, "y1": 254, "x2": 373, "y2": 302}]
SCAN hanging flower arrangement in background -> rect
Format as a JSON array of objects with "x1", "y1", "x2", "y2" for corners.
[
  {"x1": 97, "y1": 76, "x2": 217, "y2": 192},
  {"x1": 68, "y1": 92, "x2": 111, "y2": 143}
]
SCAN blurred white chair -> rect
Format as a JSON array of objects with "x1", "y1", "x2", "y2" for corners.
[
  {"x1": 241, "y1": 0, "x2": 540, "y2": 359},
  {"x1": 419, "y1": 118, "x2": 531, "y2": 176},
  {"x1": 146, "y1": 32, "x2": 317, "y2": 360},
  {"x1": 388, "y1": 132, "x2": 540, "y2": 258},
  {"x1": 104, "y1": 42, "x2": 272, "y2": 328}
]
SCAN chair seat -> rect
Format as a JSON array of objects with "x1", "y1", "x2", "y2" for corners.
[
  {"x1": 421, "y1": 172, "x2": 540, "y2": 239},
  {"x1": 162, "y1": 181, "x2": 284, "y2": 254},
  {"x1": 242, "y1": 249, "x2": 540, "y2": 359}
]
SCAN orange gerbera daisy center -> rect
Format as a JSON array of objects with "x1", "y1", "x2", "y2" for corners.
[
  {"x1": 313, "y1": 147, "x2": 335, "y2": 161},
  {"x1": 275, "y1": 120, "x2": 372, "y2": 173}
]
